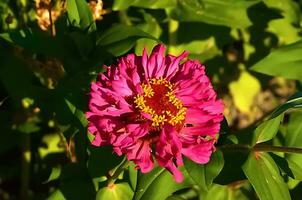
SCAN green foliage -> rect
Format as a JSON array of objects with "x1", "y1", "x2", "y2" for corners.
[
  {"x1": 67, "y1": 0, "x2": 96, "y2": 31},
  {"x1": 184, "y1": 150, "x2": 224, "y2": 191},
  {"x1": 96, "y1": 183, "x2": 134, "y2": 200},
  {"x1": 252, "y1": 40, "x2": 302, "y2": 80},
  {"x1": 133, "y1": 166, "x2": 191, "y2": 200},
  {"x1": 242, "y1": 152, "x2": 291, "y2": 200}
]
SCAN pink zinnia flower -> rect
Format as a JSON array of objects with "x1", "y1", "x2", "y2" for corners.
[{"x1": 86, "y1": 44, "x2": 224, "y2": 182}]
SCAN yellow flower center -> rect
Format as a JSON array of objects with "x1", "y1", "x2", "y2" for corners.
[{"x1": 134, "y1": 78, "x2": 186, "y2": 128}]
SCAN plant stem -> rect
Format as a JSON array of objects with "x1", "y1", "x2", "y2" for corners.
[
  {"x1": 48, "y1": 1, "x2": 56, "y2": 36},
  {"x1": 219, "y1": 144, "x2": 302, "y2": 154},
  {"x1": 107, "y1": 158, "x2": 130, "y2": 186},
  {"x1": 20, "y1": 134, "x2": 31, "y2": 200}
]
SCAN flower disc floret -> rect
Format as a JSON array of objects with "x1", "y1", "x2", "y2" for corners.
[{"x1": 134, "y1": 78, "x2": 186, "y2": 128}]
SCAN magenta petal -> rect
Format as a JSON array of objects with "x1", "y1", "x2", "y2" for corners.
[
  {"x1": 165, "y1": 162, "x2": 184, "y2": 183},
  {"x1": 127, "y1": 140, "x2": 154, "y2": 173},
  {"x1": 181, "y1": 141, "x2": 214, "y2": 164},
  {"x1": 165, "y1": 51, "x2": 188, "y2": 80},
  {"x1": 155, "y1": 125, "x2": 184, "y2": 181}
]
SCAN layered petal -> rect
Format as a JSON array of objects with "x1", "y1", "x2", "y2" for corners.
[
  {"x1": 126, "y1": 140, "x2": 154, "y2": 173},
  {"x1": 181, "y1": 140, "x2": 214, "y2": 164},
  {"x1": 155, "y1": 125, "x2": 184, "y2": 182}
]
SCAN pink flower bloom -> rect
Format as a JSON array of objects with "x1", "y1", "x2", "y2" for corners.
[{"x1": 86, "y1": 44, "x2": 224, "y2": 182}]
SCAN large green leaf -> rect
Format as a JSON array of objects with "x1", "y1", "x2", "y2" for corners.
[
  {"x1": 66, "y1": 0, "x2": 96, "y2": 31},
  {"x1": 113, "y1": 0, "x2": 177, "y2": 10},
  {"x1": 97, "y1": 24, "x2": 158, "y2": 56},
  {"x1": 135, "y1": 11, "x2": 162, "y2": 55},
  {"x1": 251, "y1": 40, "x2": 302, "y2": 80},
  {"x1": 242, "y1": 152, "x2": 291, "y2": 200},
  {"x1": 270, "y1": 153, "x2": 302, "y2": 181},
  {"x1": 96, "y1": 183, "x2": 133, "y2": 200},
  {"x1": 133, "y1": 167, "x2": 191, "y2": 200},
  {"x1": 170, "y1": 0, "x2": 260, "y2": 28},
  {"x1": 252, "y1": 114, "x2": 284, "y2": 144},
  {"x1": 252, "y1": 92, "x2": 302, "y2": 144},
  {"x1": 284, "y1": 111, "x2": 302, "y2": 181},
  {"x1": 201, "y1": 184, "x2": 251, "y2": 200},
  {"x1": 47, "y1": 190, "x2": 66, "y2": 200},
  {"x1": 285, "y1": 111, "x2": 302, "y2": 148},
  {"x1": 271, "y1": 92, "x2": 302, "y2": 118},
  {"x1": 184, "y1": 150, "x2": 224, "y2": 191}
]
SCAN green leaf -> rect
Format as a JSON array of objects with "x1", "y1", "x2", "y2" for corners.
[
  {"x1": 44, "y1": 167, "x2": 62, "y2": 183},
  {"x1": 253, "y1": 114, "x2": 284, "y2": 144},
  {"x1": 47, "y1": 190, "x2": 66, "y2": 200},
  {"x1": 242, "y1": 152, "x2": 291, "y2": 200},
  {"x1": 271, "y1": 92, "x2": 302, "y2": 118},
  {"x1": 285, "y1": 111, "x2": 302, "y2": 147},
  {"x1": 113, "y1": 0, "x2": 177, "y2": 10},
  {"x1": 64, "y1": 98, "x2": 88, "y2": 127},
  {"x1": 251, "y1": 40, "x2": 302, "y2": 80},
  {"x1": 66, "y1": 0, "x2": 96, "y2": 31},
  {"x1": 284, "y1": 111, "x2": 302, "y2": 181},
  {"x1": 202, "y1": 183, "x2": 252, "y2": 200},
  {"x1": 270, "y1": 153, "x2": 302, "y2": 180},
  {"x1": 170, "y1": 0, "x2": 260, "y2": 28},
  {"x1": 96, "y1": 183, "x2": 133, "y2": 200},
  {"x1": 264, "y1": 0, "x2": 301, "y2": 44},
  {"x1": 252, "y1": 92, "x2": 302, "y2": 145},
  {"x1": 97, "y1": 24, "x2": 158, "y2": 56},
  {"x1": 135, "y1": 11, "x2": 162, "y2": 55},
  {"x1": 128, "y1": 163, "x2": 138, "y2": 191},
  {"x1": 133, "y1": 167, "x2": 191, "y2": 200},
  {"x1": 184, "y1": 150, "x2": 224, "y2": 191}
]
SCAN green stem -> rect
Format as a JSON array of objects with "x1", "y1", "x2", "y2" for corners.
[
  {"x1": 20, "y1": 134, "x2": 30, "y2": 200},
  {"x1": 107, "y1": 158, "x2": 130, "y2": 186},
  {"x1": 219, "y1": 144, "x2": 302, "y2": 154}
]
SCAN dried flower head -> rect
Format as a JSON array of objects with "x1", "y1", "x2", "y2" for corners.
[
  {"x1": 35, "y1": 0, "x2": 66, "y2": 33},
  {"x1": 88, "y1": 0, "x2": 110, "y2": 21},
  {"x1": 86, "y1": 44, "x2": 224, "y2": 182}
]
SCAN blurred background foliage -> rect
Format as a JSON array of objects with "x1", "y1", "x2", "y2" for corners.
[{"x1": 1, "y1": 0, "x2": 302, "y2": 199}]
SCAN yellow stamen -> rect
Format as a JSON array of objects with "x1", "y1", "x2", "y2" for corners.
[{"x1": 134, "y1": 78, "x2": 186, "y2": 127}]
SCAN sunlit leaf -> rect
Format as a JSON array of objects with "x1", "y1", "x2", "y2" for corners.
[
  {"x1": 251, "y1": 40, "x2": 302, "y2": 80},
  {"x1": 184, "y1": 150, "x2": 224, "y2": 191},
  {"x1": 96, "y1": 183, "x2": 133, "y2": 200},
  {"x1": 113, "y1": 0, "x2": 177, "y2": 10},
  {"x1": 253, "y1": 114, "x2": 283, "y2": 144},
  {"x1": 170, "y1": 0, "x2": 260, "y2": 28},
  {"x1": 47, "y1": 190, "x2": 66, "y2": 200},
  {"x1": 97, "y1": 24, "x2": 158, "y2": 56},
  {"x1": 133, "y1": 167, "x2": 191, "y2": 200},
  {"x1": 44, "y1": 167, "x2": 62, "y2": 183},
  {"x1": 66, "y1": 0, "x2": 96, "y2": 31},
  {"x1": 242, "y1": 152, "x2": 291, "y2": 200}
]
